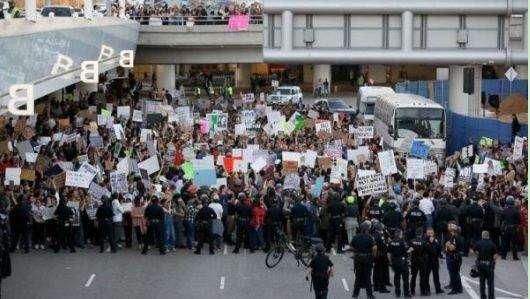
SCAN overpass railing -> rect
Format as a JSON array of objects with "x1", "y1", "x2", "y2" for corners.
[{"x1": 130, "y1": 15, "x2": 263, "y2": 26}]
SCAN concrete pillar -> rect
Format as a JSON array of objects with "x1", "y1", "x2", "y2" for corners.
[
  {"x1": 235, "y1": 64, "x2": 251, "y2": 89},
  {"x1": 303, "y1": 65, "x2": 313, "y2": 85},
  {"x1": 175, "y1": 64, "x2": 181, "y2": 77},
  {"x1": 25, "y1": 0, "x2": 36, "y2": 22},
  {"x1": 156, "y1": 65, "x2": 176, "y2": 91},
  {"x1": 84, "y1": 0, "x2": 93, "y2": 19},
  {"x1": 449, "y1": 65, "x2": 482, "y2": 117},
  {"x1": 313, "y1": 64, "x2": 332, "y2": 91},
  {"x1": 182, "y1": 64, "x2": 191, "y2": 78},
  {"x1": 281, "y1": 10, "x2": 293, "y2": 51},
  {"x1": 401, "y1": 10, "x2": 413, "y2": 52},
  {"x1": 524, "y1": 11, "x2": 528, "y2": 51}
]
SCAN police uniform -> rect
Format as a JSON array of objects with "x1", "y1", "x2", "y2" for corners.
[
  {"x1": 445, "y1": 233, "x2": 465, "y2": 294},
  {"x1": 500, "y1": 203, "x2": 520, "y2": 260},
  {"x1": 291, "y1": 201, "x2": 309, "y2": 242},
  {"x1": 326, "y1": 199, "x2": 346, "y2": 253},
  {"x1": 265, "y1": 203, "x2": 284, "y2": 251},
  {"x1": 54, "y1": 201, "x2": 75, "y2": 253},
  {"x1": 388, "y1": 237, "x2": 411, "y2": 297},
  {"x1": 142, "y1": 201, "x2": 165, "y2": 255},
  {"x1": 96, "y1": 201, "x2": 116, "y2": 253},
  {"x1": 409, "y1": 235, "x2": 429, "y2": 296},
  {"x1": 372, "y1": 228, "x2": 390, "y2": 293},
  {"x1": 474, "y1": 238, "x2": 496, "y2": 299},
  {"x1": 424, "y1": 236, "x2": 443, "y2": 294},
  {"x1": 383, "y1": 208, "x2": 402, "y2": 237},
  {"x1": 194, "y1": 205, "x2": 217, "y2": 255},
  {"x1": 368, "y1": 204, "x2": 384, "y2": 222},
  {"x1": 466, "y1": 201, "x2": 484, "y2": 249},
  {"x1": 233, "y1": 199, "x2": 252, "y2": 253},
  {"x1": 350, "y1": 232, "x2": 375, "y2": 298},
  {"x1": 309, "y1": 251, "x2": 333, "y2": 299},
  {"x1": 405, "y1": 207, "x2": 426, "y2": 241}
]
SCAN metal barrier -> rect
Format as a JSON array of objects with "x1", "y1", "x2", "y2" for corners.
[{"x1": 130, "y1": 15, "x2": 263, "y2": 26}]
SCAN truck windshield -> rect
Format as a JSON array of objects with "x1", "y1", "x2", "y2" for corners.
[
  {"x1": 365, "y1": 103, "x2": 375, "y2": 114},
  {"x1": 395, "y1": 108, "x2": 444, "y2": 139}
]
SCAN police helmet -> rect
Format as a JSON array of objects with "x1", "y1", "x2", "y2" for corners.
[
  {"x1": 315, "y1": 243, "x2": 325, "y2": 254},
  {"x1": 371, "y1": 219, "x2": 384, "y2": 231},
  {"x1": 360, "y1": 221, "x2": 372, "y2": 234},
  {"x1": 388, "y1": 202, "x2": 397, "y2": 210}
]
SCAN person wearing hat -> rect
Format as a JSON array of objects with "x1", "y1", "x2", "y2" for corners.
[
  {"x1": 404, "y1": 199, "x2": 426, "y2": 241},
  {"x1": 350, "y1": 221, "x2": 376, "y2": 299},
  {"x1": 472, "y1": 230, "x2": 497, "y2": 299},
  {"x1": 500, "y1": 195, "x2": 520, "y2": 260},
  {"x1": 305, "y1": 243, "x2": 333, "y2": 299},
  {"x1": 142, "y1": 196, "x2": 165, "y2": 255},
  {"x1": 194, "y1": 195, "x2": 217, "y2": 255},
  {"x1": 387, "y1": 229, "x2": 412, "y2": 298}
]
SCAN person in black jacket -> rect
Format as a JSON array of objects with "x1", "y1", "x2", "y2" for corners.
[
  {"x1": 142, "y1": 196, "x2": 165, "y2": 255},
  {"x1": 10, "y1": 195, "x2": 31, "y2": 253},
  {"x1": 96, "y1": 196, "x2": 116, "y2": 253},
  {"x1": 54, "y1": 198, "x2": 75, "y2": 253},
  {"x1": 500, "y1": 196, "x2": 521, "y2": 260},
  {"x1": 194, "y1": 197, "x2": 217, "y2": 255},
  {"x1": 424, "y1": 229, "x2": 444, "y2": 294}
]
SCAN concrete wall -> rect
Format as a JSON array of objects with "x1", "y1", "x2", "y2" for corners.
[{"x1": 135, "y1": 47, "x2": 263, "y2": 64}]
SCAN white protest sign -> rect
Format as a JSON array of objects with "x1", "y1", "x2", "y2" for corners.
[
  {"x1": 377, "y1": 150, "x2": 398, "y2": 176},
  {"x1": 444, "y1": 168, "x2": 455, "y2": 188},
  {"x1": 251, "y1": 157, "x2": 267, "y2": 172},
  {"x1": 353, "y1": 126, "x2": 374, "y2": 139},
  {"x1": 235, "y1": 124, "x2": 246, "y2": 136},
  {"x1": 461, "y1": 145, "x2": 474, "y2": 160},
  {"x1": 132, "y1": 110, "x2": 143, "y2": 122},
  {"x1": 88, "y1": 182, "x2": 111, "y2": 200},
  {"x1": 315, "y1": 120, "x2": 332, "y2": 134},
  {"x1": 4, "y1": 168, "x2": 21, "y2": 185},
  {"x1": 347, "y1": 146, "x2": 371, "y2": 164},
  {"x1": 117, "y1": 106, "x2": 131, "y2": 119},
  {"x1": 303, "y1": 150, "x2": 318, "y2": 168},
  {"x1": 113, "y1": 124, "x2": 125, "y2": 140},
  {"x1": 110, "y1": 171, "x2": 128, "y2": 193},
  {"x1": 308, "y1": 110, "x2": 319, "y2": 119},
  {"x1": 138, "y1": 156, "x2": 160, "y2": 176},
  {"x1": 472, "y1": 163, "x2": 488, "y2": 174},
  {"x1": 284, "y1": 173, "x2": 300, "y2": 190},
  {"x1": 406, "y1": 158, "x2": 425, "y2": 179},
  {"x1": 356, "y1": 173, "x2": 387, "y2": 197},
  {"x1": 25, "y1": 152, "x2": 38, "y2": 163},
  {"x1": 78, "y1": 162, "x2": 98, "y2": 183},
  {"x1": 65, "y1": 171, "x2": 91, "y2": 188},
  {"x1": 116, "y1": 158, "x2": 130, "y2": 175},
  {"x1": 513, "y1": 136, "x2": 524, "y2": 161},
  {"x1": 459, "y1": 167, "x2": 471, "y2": 182},
  {"x1": 282, "y1": 151, "x2": 302, "y2": 164},
  {"x1": 423, "y1": 160, "x2": 438, "y2": 176},
  {"x1": 330, "y1": 170, "x2": 342, "y2": 184}
]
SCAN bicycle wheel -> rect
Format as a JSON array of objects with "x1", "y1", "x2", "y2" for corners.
[
  {"x1": 265, "y1": 246, "x2": 284, "y2": 268},
  {"x1": 298, "y1": 247, "x2": 314, "y2": 267}
]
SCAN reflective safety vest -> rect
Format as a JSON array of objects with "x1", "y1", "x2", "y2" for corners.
[{"x1": 227, "y1": 86, "x2": 233, "y2": 96}]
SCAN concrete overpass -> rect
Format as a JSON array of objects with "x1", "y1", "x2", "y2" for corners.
[{"x1": 135, "y1": 23, "x2": 263, "y2": 64}]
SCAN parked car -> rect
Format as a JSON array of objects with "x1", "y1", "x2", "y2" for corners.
[
  {"x1": 73, "y1": 8, "x2": 84, "y2": 17},
  {"x1": 312, "y1": 98, "x2": 356, "y2": 115},
  {"x1": 266, "y1": 86, "x2": 303, "y2": 105},
  {"x1": 40, "y1": 6, "x2": 74, "y2": 17}
]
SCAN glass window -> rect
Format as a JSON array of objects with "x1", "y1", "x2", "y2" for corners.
[
  {"x1": 328, "y1": 100, "x2": 348, "y2": 109},
  {"x1": 365, "y1": 103, "x2": 375, "y2": 114},
  {"x1": 395, "y1": 108, "x2": 444, "y2": 139}
]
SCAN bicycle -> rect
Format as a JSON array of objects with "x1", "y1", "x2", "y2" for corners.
[{"x1": 265, "y1": 227, "x2": 322, "y2": 269}]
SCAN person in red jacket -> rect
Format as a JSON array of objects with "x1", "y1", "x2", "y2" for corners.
[{"x1": 249, "y1": 198, "x2": 267, "y2": 253}]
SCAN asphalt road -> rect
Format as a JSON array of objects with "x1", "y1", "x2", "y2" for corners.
[{"x1": 2, "y1": 244, "x2": 527, "y2": 299}]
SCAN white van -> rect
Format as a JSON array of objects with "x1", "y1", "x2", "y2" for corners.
[
  {"x1": 356, "y1": 86, "x2": 394, "y2": 121},
  {"x1": 374, "y1": 93, "x2": 446, "y2": 161},
  {"x1": 266, "y1": 86, "x2": 303, "y2": 105}
]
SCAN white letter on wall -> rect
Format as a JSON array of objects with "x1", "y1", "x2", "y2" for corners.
[
  {"x1": 119, "y1": 50, "x2": 134, "y2": 68},
  {"x1": 80, "y1": 61, "x2": 99, "y2": 83},
  {"x1": 8, "y1": 84, "x2": 34, "y2": 116},
  {"x1": 50, "y1": 54, "x2": 74, "y2": 75},
  {"x1": 98, "y1": 45, "x2": 114, "y2": 61}
]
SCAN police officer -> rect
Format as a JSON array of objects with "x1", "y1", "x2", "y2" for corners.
[
  {"x1": 405, "y1": 200, "x2": 426, "y2": 241},
  {"x1": 344, "y1": 195, "x2": 358, "y2": 245},
  {"x1": 142, "y1": 196, "x2": 165, "y2": 255},
  {"x1": 383, "y1": 202, "x2": 402, "y2": 238},
  {"x1": 424, "y1": 228, "x2": 444, "y2": 294},
  {"x1": 194, "y1": 196, "x2": 217, "y2": 255},
  {"x1": 264, "y1": 200, "x2": 285, "y2": 252},
  {"x1": 387, "y1": 229, "x2": 412, "y2": 298},
  {"x1": 445, "y1": 223, "x2": 464, "y2": 295},
  {"x1": 233, "y1": 193, "x2": 252, "y2": 254},
  {"x1": 291, "y1": 197, "x2": 309, "y2": 242},
  {"x1": 371, "y1": 220, "x2": 390, "y2": 293},
  {"x1": 409, "y1": 228, "x2": 428, "y2": 296},
  {"x1": 466, "y1": 198, "x2": 484, "y2": 251},
  {"x1": 368, "y1": 199, "x2": 384, "y2": 222},
  {"x1": 305, "y1": 244, "x2": 334, "y2": 299},
  {"x1": 10, "y1": 196, "x2": 31, "y2": 253},
  {"x1": 500, "y1": 196, "x2": 520, "y2": 260},
  {"x1": 53, "y1": 198, "x2": 75, "y2": 253},
  {"x1": 326, "y1": 194, "x2": 346, "y2": 253},
  {"x1": 350, "y1": 221, "x2": 376, "y2": 299},
  {"x1": 96, "y1": 196, "x2": 116, "y2": 253},
  {"x1": 472, "y1": 230, "x2": 496, "y2": 299}
]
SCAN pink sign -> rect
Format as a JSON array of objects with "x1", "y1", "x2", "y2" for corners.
[
  {"x1": 199, "y1": 119, "x2": 210, "y2": 134},
  {"x1": 228, "y1": 15, "x2": 250, "y2": 31}
]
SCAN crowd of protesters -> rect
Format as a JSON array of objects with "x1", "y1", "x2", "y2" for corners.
[{"x1": 0, "y1": 68, "x2": 527, "y2": 298}]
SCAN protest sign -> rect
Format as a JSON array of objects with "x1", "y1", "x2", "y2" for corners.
[
  {"x1": 315, "y1": 120, "x2": 332, "y2": 134},
  {"x1": 78, "y1": 162, "x2": 98, "y2": 183},
  {"x1": 356, "y1": 173, "x2": 387, "y2": 197},
  {"x1": 461, "y1": 145, "x2": 474, "y2": 160},
  {"x1": 25, "y1": 152, "x2": 38, "y2": 163},
  {"x1": 302, "y1": 150, "x2": 318, "y2": 168},
  {"x1": 410, "y1": 140, "x2": 430, "y2": 158},
  {"x1": 235, "y1": 124, "x2": 246, "y2": 136},
  {"x1": 35, "y1": 155, "x2": 51, "y2": 173},
  {"x1": 352, "y1": 126, "x2": 374, "y2": 139},
  {"x1": 513, "y1": 136, "x2": 524, "y2": 161},
  {"x1": 479, "y1": 137, "x2": 493, "y2": 147},
  {"x1": 251, "y1": 157, "x2": 267, "y2": 172},
  {"x1": 233, "y1": 159, "x2": 248, "y2": 173},
  {"x1": 444, "y1": 168, "x2": 455, "y2": 188},
  {"x1": 472, "y1": 163, "x2": 488, "y2": 174},
  {"x1": 228, "y1": 14, "x2": 250, "y2": 31},
  {"x1": 113, "y1": 124, "x2": 125, "y2": 140},
  {"x1": 117, "y1": 106, "x2": 131, "y2": 119},
  {"x1": 311, "y1": 176, "x2": 325, "y2": 198},
  {"x1": 282, "y1": 161, "x2": 298, "y2": 173},
  {"x1": 138, "y1": 156, "x2": 160, "y2": 176},
  {"x1": 308, "y1": 110, "x2": 319, "y2": 119},
  {"x1": 324, "y1": 144, "x2": 342, "y2": 158},
  {"x1": 52, "y1": 172, "x2": 66, "y2": 188},
  {"x1": 132, "y1": 110, "x2": 143, "y2": 122},
  {"x1": 89, "y1": 134, "x2": 104, "y2": 148},
  {"x1": 347, "y1": 146, "x2": 370, "y2": 164},
  {"x1": 20, "y1": 169, "x2": 35, "y2": 181},
  {"x1": 4, "y1": 168, "x2": 21, "y2": 185},
  {"x1": 243, "y1": 93, "x2": 255, "y2": 103},
  {"x1": 483, "y1": 158, "x2": 503, "y2": 175},
  {"x1": 284, "y1": 173, "x2": 300, "y2": 190},
  {"x1": 110, "y1": 171, "x2": 128, "y2": 193},
  {"x1": 182, "y1": 162, "x2": 195, "y2": 180},
  {"x1": 193, "y1": 156, "x2": 217, "y2": 186},
  {"x1": 318, "y1": 157, "x2": 332, "y2": 170},
  {"x1": 406, "y1": 158, "x2": 425, "y2": 179},
  {"x1": 117, "y1": 158, "x2": 130, "y2": 175},
  {"x1": 65, "y1": 171, "x2": 91, "y2": 188},
  {"x1": 378, "y1": 150, "x2": 398, "y2": 176},
  {"x1": 423, "y1": 160, "x2": 438, "y2": 176},
  {"x1": 459, "y1": 167, "x2": 471, "y2": 183},
  {"x1": 330, "y1": 169, "x2": 342, "y2": 184}
]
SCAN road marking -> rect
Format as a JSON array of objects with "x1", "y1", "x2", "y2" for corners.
[
  {"x1": 331, "y1": 248, "x2": 336, "y2": 256},
  {"x1": 521, "y1": 256, "x2": 528, "y2": 275},
  {"x1": 223, "y1": 245, "x2": 227, "y2": 255},
  {"x1": 463, "y1": 276, "x2": 523, "y2": 298},
  {"x1": 461, "y1": 276, "x2": 480, "y2": 299},
  {"x1": 84, "y1": 274, "x2": 96, "y2": 287},
  {"x1": 220, "y1": 276, "x2": 225, "y2": 290},
  {"x1": 341, "y1": 278, "x2": 350, "y2": 292}
]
